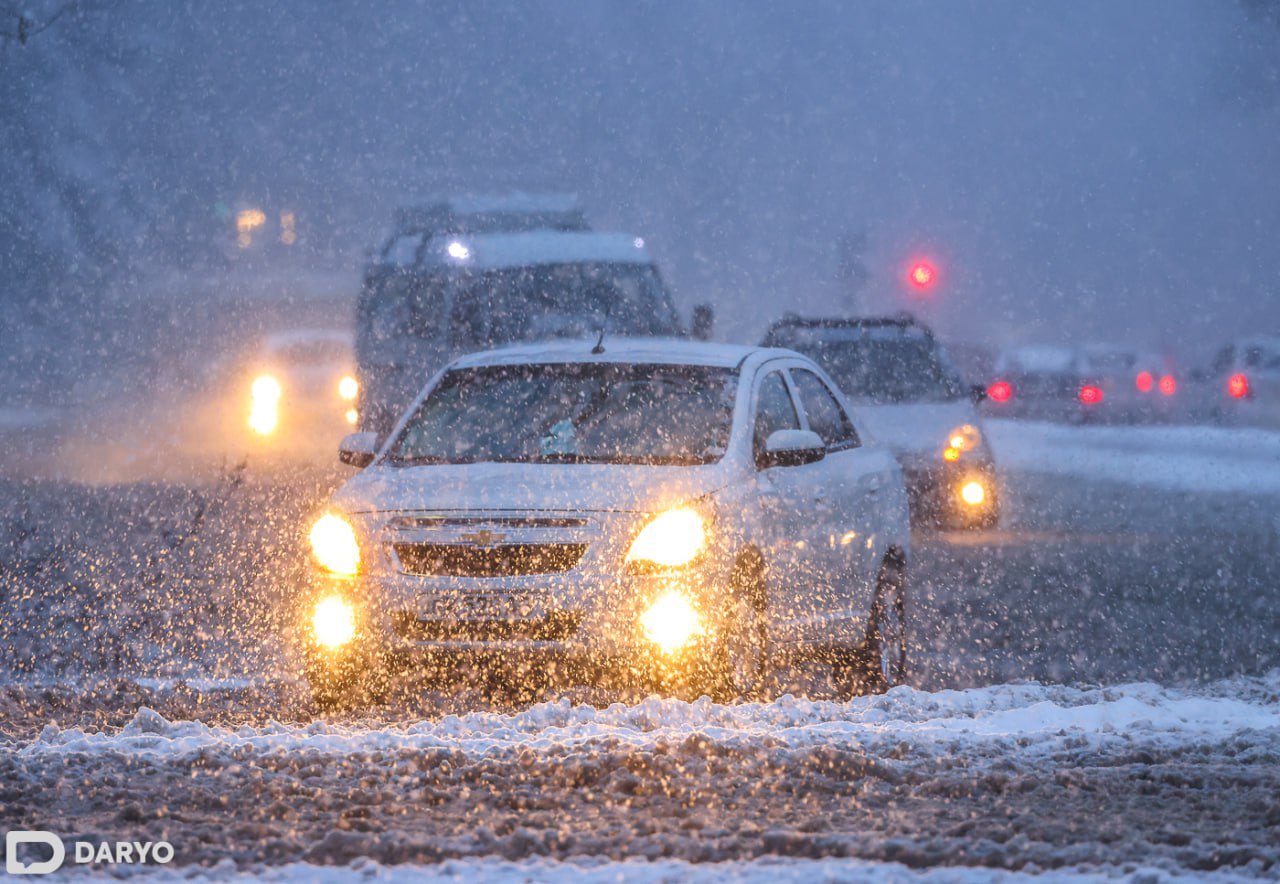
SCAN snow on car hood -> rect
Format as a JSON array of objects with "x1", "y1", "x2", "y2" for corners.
[
  {"x1": 849, "y1": 400, "x2": 981, "y2": 459},
  {"x1": 332, "y1": 461, "x2": 734, "y2": 515}
]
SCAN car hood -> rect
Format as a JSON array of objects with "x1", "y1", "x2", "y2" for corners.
[
  {"x1": 849, "y1": 400, "x2": 981, "y2": 459},
  {"x1": 332, "y1": 461, "x2": 734, "y2": 515}
]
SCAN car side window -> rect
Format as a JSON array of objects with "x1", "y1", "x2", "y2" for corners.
[
  {"x1": 753, "y1": 370, "x2": 800, "y2": 458},
  {"x1": 790, "y1": 369, "x2": 860, "y2": 451}
]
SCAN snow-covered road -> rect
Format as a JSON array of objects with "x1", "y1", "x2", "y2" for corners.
[{"x1": 2, "y1": 419, "x2": 1279, "y2": 878}]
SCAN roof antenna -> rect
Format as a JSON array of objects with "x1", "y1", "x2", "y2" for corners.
[{"x1": 591, "y1": 328, "x2": 606, "y2": 355}]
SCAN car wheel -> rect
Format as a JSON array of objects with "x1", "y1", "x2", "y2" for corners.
[
  {"x1": 864, "y1": 558, "x2": 908, "y2": 692},
  {"x1": 710, "y1": 557, "x2": 770, "y2": 703}
]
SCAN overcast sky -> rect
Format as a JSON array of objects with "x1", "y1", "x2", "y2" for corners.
[{"x1": 7, "y1": 0, "x2": 1279, "y2": 358}]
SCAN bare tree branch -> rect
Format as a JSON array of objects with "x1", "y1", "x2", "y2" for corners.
[{"x1": 0, "y1": 1, "x2": 80, "y2": 46}]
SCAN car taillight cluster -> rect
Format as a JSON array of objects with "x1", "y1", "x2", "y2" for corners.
[
  {"x1": 987, "y1": 380, "x2": 1013, "y2": 403},
  {"x1": 1078, "y1": 385, "x2": 1104, "y2": 405},
  {"x1": 1136, "y1": 371, "x2": 1176, "y2": 396},
  {"x1": 1228, "y1": 373, "x2": 1250, "y2": 399}
]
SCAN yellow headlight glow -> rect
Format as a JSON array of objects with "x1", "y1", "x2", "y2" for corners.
[
  {"x1": 338, "y1": 375, "x2": 359, "y2": 401},
  {"x1": 626, "y1": 509, "x2": 706, "y2": 569},
  {"x1": 309, "y1": 513, "x2": 361, "y2": 575},
  {"x1": 312, "y1": 596, "x2": 356, "y2": 649},
  {"x1": 960, "y1": 480, "x2": 986, "y2": 506},
  {"x1": 248, "y1": 374, "x2": 282, "y2": 435},
  {"x1": 945, "y1": 424, "x2": 982, "y2": 456},
  {"x1": 639, "y1": 591, "x2": 704, "y2": 655},
  {"x1": 344, "y1": 408, "x2": 359, "y2": 425}
]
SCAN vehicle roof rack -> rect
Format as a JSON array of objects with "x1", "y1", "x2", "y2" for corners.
[
  {"x1": 763, "y1": 312, "x2": 935, "y2": 343},
  {"x1": 392, "y1": 193, "x2": 588, "y2": 237}
]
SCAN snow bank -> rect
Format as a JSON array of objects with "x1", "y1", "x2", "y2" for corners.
[
  {"x1": 106, "y1": 855, "x2": 1259, "y2": 883},
  {"x1": 19, "y1": 672, "x2": 1280, "y2": 761},
  {"x1": 986, "y1": 420, "x2": 1280, "y2": 494}
]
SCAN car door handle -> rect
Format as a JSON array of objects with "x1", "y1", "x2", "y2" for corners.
[{"x1": 867, "y1": 476, "x2": 882, "y2": 493}]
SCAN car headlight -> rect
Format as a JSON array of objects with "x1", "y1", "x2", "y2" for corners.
[
  {"x1": 248, "y1": 374, "x2": 282, "y2": 435},
  {"x1": 942, "y1": 424, "x2": 983, "y2": 462},
  {"x1": 639, "y1": 591, "x2": 704, "y2": 654},
  {"x1": 309, "y1": 513, "x2": 361, "y2": 575},
  {"x1": 625, "y1": 509, "x2": 706, "y2": 570},
  {"x1": 312, "y1": 596, "x2": 356, "y2": 649},
  {"x1": 338, "y1": 375, "x2": 358, "y2": 401}
]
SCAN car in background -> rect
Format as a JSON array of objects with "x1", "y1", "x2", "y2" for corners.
[
  {"x1": 242, "y1": 328, "x2": 359, "y2": 445},
  {"x1": 300, "y1": 339, "x2": 911, "y2": 708},
  {"x1": 356, "y1": 194, "x2": 712, "y2": 436},
  {"x1": 1206, "y1": 336, "x2": 1280, "y2": 427},
  {"x1": 1078, "y1": 345, "x2": 1179, "y2": 423},
  {"x1": 762, "y1": 315, "x2": 999, "y2": 530},
  {"x1": 984, "y1": 345, "x2": 1093, "y2": 423}
]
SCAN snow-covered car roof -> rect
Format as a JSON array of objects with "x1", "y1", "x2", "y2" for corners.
[
  {"x1": 997, "y1": 345, "x2": 1082, "y2": 373},
  {"x1": 261, "y1": 328, "x2": 353, "y2": 353},
  {"x1": 450, "y1": 338, "x2": 786, "y2": 370},
  {"x1": 421, "y1": 231, "x2": 654, "y2": 270}
]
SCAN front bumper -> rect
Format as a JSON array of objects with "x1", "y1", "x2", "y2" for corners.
[
  {"x1": 300, "y1": 561, "x2": 731, "y2": 686},
  {"x1": 900, "y1": 459, "x2": 1000, "y2": 528}
]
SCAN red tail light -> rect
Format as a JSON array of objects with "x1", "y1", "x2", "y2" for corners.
[
  {"x1": 1079, "y1": 384, "x2": 1104, "y2": 405},
  {"x1": 1135, "y1": 371, "x2": 1153, "y2": 393},
  {"x1": 1158, "y1": 374, "x2": 1176, "y2": 396},
  {"x1": 1228, "y1": 373, "x2": 1249, "y2": 399},
  {"x1": 987, "y1": 380, "x2": 1013, "y2": 403}
]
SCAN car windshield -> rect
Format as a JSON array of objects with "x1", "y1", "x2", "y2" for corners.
[
  {"x1": 449, "y1": 263, "x2": 681, "y2": 349},
  {"x1": 387, "y1": 362, "x2": 737, "y2": 466},
  {"x1": 796, "y1": 339, "x2": 961, "y2": 404}
]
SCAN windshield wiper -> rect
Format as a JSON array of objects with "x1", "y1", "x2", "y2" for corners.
[{"x1": 387, "y1": 454, "x2": 452, "y2": 466}]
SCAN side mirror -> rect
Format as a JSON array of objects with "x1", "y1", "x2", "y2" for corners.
[
  {"x1": 759, "y1": 429, "x2": 826, "y2": 469},
  {"x1": 691, "y1": 304, "x2": 715, "y2": 341},
  {"x1": 338, "y1": 431, "x2": 380, "y2": 468},
  {"x1": 970, "y1": 384, "x2": 988, "y2": 404}
]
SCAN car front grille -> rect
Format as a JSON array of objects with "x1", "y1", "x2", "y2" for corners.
[
  {"x1": 393, "y1": 542, "x2": 588, "y2": 577},
  {"x1": 390, "y1": 611, "x2": 582, "y2": 642}
]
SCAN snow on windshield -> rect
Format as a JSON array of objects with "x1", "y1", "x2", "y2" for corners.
[{"x1": 388, "y1": 363, "x2": 737, "y2": 465}]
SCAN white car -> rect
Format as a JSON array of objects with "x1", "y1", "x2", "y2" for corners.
[
  {"x1": 764, "y1": 316, "x2": 999, "y2": 530},
  {"x1": 301, "y1": 339, "x2": 911, "y2": 707},
  {"x1": 1208, "y1": 337, "x2": 1280, "y2": 428}
]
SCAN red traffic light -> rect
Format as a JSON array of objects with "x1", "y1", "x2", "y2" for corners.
[{"x1": 908, "y1": 260, "x2": 936, "y2": 289}]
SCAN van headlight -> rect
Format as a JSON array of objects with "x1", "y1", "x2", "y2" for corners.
[
  {"x1": 625, "y1": 509, "x2": 706, "y2": 570},
  {"x1": 309, "y1": 513, "x2": 361, "y2": 575}
]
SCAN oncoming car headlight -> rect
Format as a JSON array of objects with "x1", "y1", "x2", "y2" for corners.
[
  {"x1": 248, "y1": 374, "x2": 282, "y2": 436},
  {"x1": 942, "y1": 424, "x2": 983, "y2": 462},
  {"x1": 309, "y1": 513, "x2": 360, "y2": 575},
  {"x1": 625, "y1": 509, "x2": 707, "y2": 570},
  {"x1": 639, "y1": 591, "x2": 704, "y2": 654}
]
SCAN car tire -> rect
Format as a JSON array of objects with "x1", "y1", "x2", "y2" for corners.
[
  {"x1": 842, "y1": 557, "x2": 908, "y2": 696},
  {"x1": 709, "y1": 555, "x2": 770, "y2": 703}
]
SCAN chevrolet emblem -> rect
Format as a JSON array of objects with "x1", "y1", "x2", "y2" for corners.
[{"x1": 460, "y1": 529, "x2": 506, "y2": 548}]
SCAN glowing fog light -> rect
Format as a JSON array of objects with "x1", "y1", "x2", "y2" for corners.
[
  {"x1": 249, "y1": 374, "x2": 283, "y2": 435},
  {"x1": 640, "y1": 591, "x2": 704, "y2": 655},
  {"x1": 960, "y1": 480, "x2": 986, "y2": 506},
  {"x1": 338, "y1": 375, "x2": 359, "y2": 401},
  {"x1": 312, "y1": 596, "x2": 356, "y2": 649},
  {"x1": 345, "y1": 408, "x2": 359, "y2": 425},
  {"x1": 626, "y1": 509, "x2": 706, "y2": 569},
  {"x1": 309, "y1": 513, "x2": 361, "y2": 575}
]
